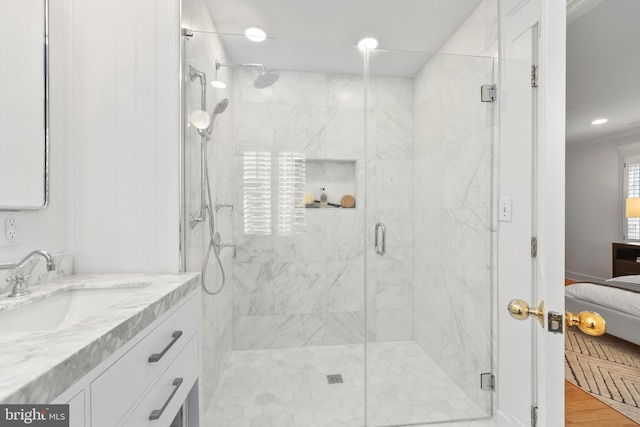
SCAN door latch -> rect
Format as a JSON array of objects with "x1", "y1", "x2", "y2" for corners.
[{"x1": 548, "y1": 311, "x2": 563, "y2": 334}]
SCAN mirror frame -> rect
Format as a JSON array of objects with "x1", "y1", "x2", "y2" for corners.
[{"x1": 0, "y1": 0, "x2": 50, "y2": 210}]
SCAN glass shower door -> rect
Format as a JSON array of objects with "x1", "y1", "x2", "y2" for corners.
[
  {"x1": 183, "y1": 25, "x2": 495, "y2": 427},
  {"x1": 364, "y1": 48, "x2": 495, "y2": 426}
]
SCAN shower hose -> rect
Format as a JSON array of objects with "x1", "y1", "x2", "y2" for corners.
[{"x1": 201, "y1": 134, "x2": 226, "y2": 295}]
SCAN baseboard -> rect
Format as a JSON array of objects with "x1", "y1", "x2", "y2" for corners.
[{"x1": 564, "y1": 271, "x2": 607, "y2": 283}]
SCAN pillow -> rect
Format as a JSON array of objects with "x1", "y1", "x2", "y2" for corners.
[{"x1": 607, "y1": 275, "x2": 640, "y2": 284}]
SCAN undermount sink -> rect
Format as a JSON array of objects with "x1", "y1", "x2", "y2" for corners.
[{"x1": 0, "y1": 287, "x2": 145, "y2": 333}]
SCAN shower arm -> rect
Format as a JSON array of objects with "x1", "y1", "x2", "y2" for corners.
[{"x1": 215, "y1": 60, "x2": 265, "y2": 73}]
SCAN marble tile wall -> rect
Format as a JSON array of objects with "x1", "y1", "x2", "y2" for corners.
[
  {"x1": 231, "y1": 68, "x2": 414, "y2": 350},
  {"x1": 412, "y1": 0, "x2": 497, "y2": 414},
  {"x1": 182, "y1": 0, "x2": 235, "y2": 408}
]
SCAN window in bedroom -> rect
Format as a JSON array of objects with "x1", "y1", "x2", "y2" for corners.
[{"x1": 624, "y1": 156, "x2": 640, "y2": 240}]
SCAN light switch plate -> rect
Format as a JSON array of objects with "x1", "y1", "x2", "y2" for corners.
[{"x1": 498, "y1": 197, "x2": 512, "y2": 222}]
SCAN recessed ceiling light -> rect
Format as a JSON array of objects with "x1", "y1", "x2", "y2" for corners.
[
  {"x1": 591, "y1": 118, "x2": 608, "y2": 125},
  {"x1": 244, "y1": 26, "x2": 267, "y2": 42},
  {"x1": 357, "y1": 37, "x2": 378, "y2": 50},
  {"x1": 211, "y1": 80, "x2": 227, "y2": 89}
]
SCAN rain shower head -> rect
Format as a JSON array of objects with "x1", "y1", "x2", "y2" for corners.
[
  {"x1": 253, "y1": 69, "x2": 280, "y2": 89},
  {"x1": 215, "y1": 60, "x2": 280, "y2": 89}
]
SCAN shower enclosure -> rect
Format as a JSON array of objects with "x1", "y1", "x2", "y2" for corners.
[{"x1": 182, "y1": 3, "x2": 496, "y2": 425}]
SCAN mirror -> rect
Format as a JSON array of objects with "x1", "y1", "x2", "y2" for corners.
[{"x1": 0, "y1": 0, "x2": 49, "y2": 209}]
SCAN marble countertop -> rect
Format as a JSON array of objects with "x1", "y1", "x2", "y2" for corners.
[{"x1": 0, "y1": 273, "x2": 200, "y2": 404}]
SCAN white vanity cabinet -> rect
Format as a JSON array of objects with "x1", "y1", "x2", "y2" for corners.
[{"x1": 52, "y1": 289, "x2": 201, "y2": 427}]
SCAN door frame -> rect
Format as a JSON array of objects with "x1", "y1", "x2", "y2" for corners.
[{"x1": 496, "y1": 0, "x2": 566, "y2": 425}]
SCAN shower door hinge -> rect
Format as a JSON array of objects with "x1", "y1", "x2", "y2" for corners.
[
  {"x1": 182, "y1": 28, "x2": 194, "y2": 38},
  {"x1": 531, "y1": 236, "x2": 538, "y2": 258},
  {"x1": 480, "y1": 373, "x2": 495, "y2": 391},
  {"x1": 531, "y1": 405, "x2": 538, "y2": 427},
  {"x1": 531, "y1": 65, "x2": 539, "y2": 87},
  {"x1": 481, "y1": 84, "x2": 497, "y2": 102}
]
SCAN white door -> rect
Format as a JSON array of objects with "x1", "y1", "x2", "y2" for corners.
[{"x1": 497, "y1": 1, "x2": 566, "y2": 426}]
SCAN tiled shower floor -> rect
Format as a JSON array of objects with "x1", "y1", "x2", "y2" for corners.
[{"x1": 203, "y1": 341, "x2": 487, "y2": 427}]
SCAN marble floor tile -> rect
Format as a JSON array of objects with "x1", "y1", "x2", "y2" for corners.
[{"x1": 203, "y1": 341, "x2": 489, "y2": 427}]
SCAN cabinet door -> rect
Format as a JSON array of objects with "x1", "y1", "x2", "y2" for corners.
[{"x1": 67, "y1": 390, "x2": 86, "y2": 427}]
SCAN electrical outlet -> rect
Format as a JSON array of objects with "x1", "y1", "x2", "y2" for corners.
[
  {"x1": 6, "y1": 227, "x2": 17, "y2": 240},
  {"x1": 0, "y1": 213, "x2": 20, "y2": 246}
]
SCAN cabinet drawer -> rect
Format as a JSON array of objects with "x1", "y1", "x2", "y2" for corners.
[
  {"x1": 121, "y1": 335, "x2": 198, "y2": 427},
  {"x1": 91, "y1": 293, "x2": 199, "y2": 427}
]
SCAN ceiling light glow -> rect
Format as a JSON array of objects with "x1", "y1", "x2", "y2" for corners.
[
  {"x1": 211, "y1": 80, "x2": 227, "y2": 89},
  {"x1": 245, "y1": 26, "x2": 267, "y2": 42},
  {"x1": 591, "y1": 118, "x2": 608, "y2": 125},
  {"x1": 357, "y1": 37, "x2": 378, "y2": 50}
]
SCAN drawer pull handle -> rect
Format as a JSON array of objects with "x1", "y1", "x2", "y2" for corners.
[
  {"x1": 149, "y1": 377, "x2": 183, "y2": 420},
  {"x1": 148, "y1": 331, "x2": 183, "y2": 363}
]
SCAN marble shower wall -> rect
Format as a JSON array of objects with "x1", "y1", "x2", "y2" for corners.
[
  {"x1": 231, "y1": 68, "x2": 414, "y2": 350},
  {"x1": 182, "y1": 0, "x2": 235, "y2": 408},
  {"x1": 412, "y1": 0, "x2": 497, "y2": 413}
]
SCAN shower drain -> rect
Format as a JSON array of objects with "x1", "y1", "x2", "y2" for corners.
[{"x1": 327, "y1": 374, "x2": 343, "y2": 384}]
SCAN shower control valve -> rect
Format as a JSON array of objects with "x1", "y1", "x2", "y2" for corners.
[
  {"x1": 213, "y1": 232, "x2": 236, "y2": 258},
  {"x1": 215, "y1": 199, "x2": 234, "y2": 216},
  {"x1": 189, "y1": 212, "x2": 205, "y2": 229}
]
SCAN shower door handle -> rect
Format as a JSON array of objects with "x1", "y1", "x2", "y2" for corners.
[{"x1": 374, "y1": 223, "x2": 386, "y2": 256}]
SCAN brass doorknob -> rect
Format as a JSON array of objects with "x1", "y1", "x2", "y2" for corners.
[
  {"x1": 508, "y1": 299, "x2": 545, "y2": 328},
  {"x1": 566, "y1": 311, "x2": 606, "y2": 336}
]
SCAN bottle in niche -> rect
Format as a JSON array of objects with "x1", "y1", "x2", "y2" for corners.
[{"x1": 320, "y1": 188, "x2": 328, "y2": 208}]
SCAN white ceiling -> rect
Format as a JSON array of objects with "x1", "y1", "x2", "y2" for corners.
[
  {"x1": 566, "y1": 0, "x2": 640, "y2": 144},
  {"x1": 203, "y1": 0, "x2": 640, "y2": 145},
  {"x1": 204, "y1": 0, "x2": 484, "y2": 77}
]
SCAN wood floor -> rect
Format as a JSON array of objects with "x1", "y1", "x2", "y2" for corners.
[
  {"x1": 566, "y1": 381, "x2": 638, "y2": 426},
  {"x1": 564, "y1": 278, "x2": 638, "y2": 425}
]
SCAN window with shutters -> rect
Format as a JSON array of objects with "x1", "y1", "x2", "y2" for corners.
[
  {"x1": 624, "y1": 156, "x2": 640, "y2": 241},
  {"x1": 242, "y1": 151, "x2": 307, "y2": 236},
  {"x1": 277, "y1": 152, "x2": 306, "y2": 235},
  {"x1": 242, "y1": 151, "x2": 272, "y2": 235}
]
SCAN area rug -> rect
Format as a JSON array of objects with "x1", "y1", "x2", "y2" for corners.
[{"x1": 565, "y1": 328, "x2": 640, "y2": 423}]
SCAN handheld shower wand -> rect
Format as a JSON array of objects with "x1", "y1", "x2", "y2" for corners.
[{"x1": 205, "y1": 98, "x2": 229, "y2": 138}]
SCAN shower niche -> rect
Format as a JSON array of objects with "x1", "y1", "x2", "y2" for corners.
[{"x1": 304, "y1": 159, "x2": 356, "y2": 208}]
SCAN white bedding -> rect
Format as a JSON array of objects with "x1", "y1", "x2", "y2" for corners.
[{"x1": 565, "y1": 282, "x2": 640, "y2": 317}]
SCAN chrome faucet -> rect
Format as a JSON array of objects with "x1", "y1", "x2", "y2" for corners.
[{"x1": 0, "y1": 250, "x2": 56, "y2": 297}]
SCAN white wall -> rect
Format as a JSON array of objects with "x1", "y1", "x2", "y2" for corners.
[
  {"x1": 71, "y1": 0, "x2": 181, "y2": 273},
  {"x1": 1, "y1": 0, "x2": 182, "y2": 274},
  {"x1": 565, "y1": 132, "x2": 640, "y2": 281},
  {"x1": 0, "y1": 0, "x2": 72, "y2": 266}
]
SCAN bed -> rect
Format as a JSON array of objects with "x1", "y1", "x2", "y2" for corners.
[{"x1": 565, "y1": 275, "x2": 640, "y2": 346}]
